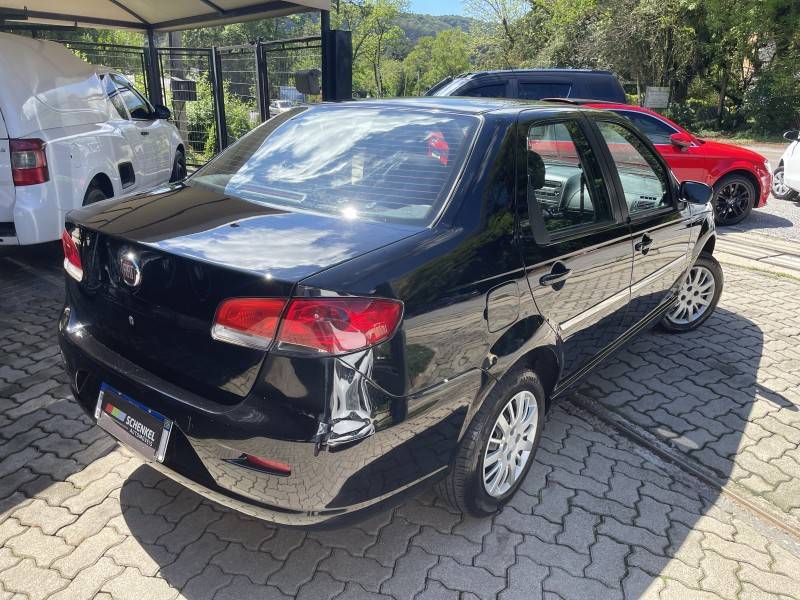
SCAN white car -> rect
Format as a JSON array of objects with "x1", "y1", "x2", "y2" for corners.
[
  {"x1": 772, "y1": 130, "x2": 800, "y2": 200},
  {"x1": 0, "y1": 33, "x2": 185, "y2": 245}
]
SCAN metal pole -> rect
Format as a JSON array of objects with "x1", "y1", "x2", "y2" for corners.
[
  {"x1": 145, "y1": 29, "x2": 164, "y2": 107},
  {"x1": 210, "y1": 46, "x2": 228, "y2": 151},
  {"x1": 321, "y1": 9, "x2": 331, "y2": 101},
  {"x1": 255, "y1": 42, "x2": 270, "y2": 122}
]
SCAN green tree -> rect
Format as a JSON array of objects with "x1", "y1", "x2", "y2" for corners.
[{"x1": 401, "y1": 28, "x2": 470, "y2": 95}]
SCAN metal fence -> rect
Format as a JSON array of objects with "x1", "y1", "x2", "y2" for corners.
[{"x1": 57, "y1": 37, "x2": 322, "y2": 166}]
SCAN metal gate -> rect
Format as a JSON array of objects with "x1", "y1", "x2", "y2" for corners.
[
  {"x1": 58, "y1": 36, "x2": 324, "y2": 166},
  {"x1": 156, "y1": 47, "x2": 216, "y2": 166},
  {"x1": 59, "y1": 40, "x2": 150, "y2": 97}
]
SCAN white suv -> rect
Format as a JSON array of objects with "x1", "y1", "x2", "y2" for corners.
[
  {"x1": 772, "y1": 130, "x2": 800, "y2": 200},
  {"x1": 0, "y1": 33, "x2": 185, "y2": 245}
]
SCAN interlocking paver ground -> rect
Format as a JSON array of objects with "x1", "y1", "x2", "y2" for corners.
[{"x1": 2, "y1": 243, "x2": 800, "y2": 599}]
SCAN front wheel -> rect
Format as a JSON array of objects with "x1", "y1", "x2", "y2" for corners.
[
  {"x1": 170, "y1": 149, "x2": 187, "y2": 182},
  {"x1": 438, "y1": 369, "x2": 545, "y2": 516},
  {"x1": 772, "y1": 165, "x2": 799, "y2": 200},
  {"x1": 660, "y1": 253, "x2": 723, "y2": 333},
  {"x1": 713, "y1": 174, "x2": 755, "y2": 226}
]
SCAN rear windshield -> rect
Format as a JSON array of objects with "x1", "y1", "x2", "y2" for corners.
[{"x1": 189, "y1": 105, "x2": 479, "y2": 225}]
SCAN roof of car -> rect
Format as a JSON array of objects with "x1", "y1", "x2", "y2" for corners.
[
  {"x1": 456, "y1": 68, "x2": 616, "y2": 79},
  {"x1": 341, "y1": 96, "x2": 596, "y2": 116}
]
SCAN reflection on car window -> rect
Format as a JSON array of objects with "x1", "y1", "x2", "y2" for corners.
[
  {"x1": 102, "y1": 75, "x2": 128, "y2": 120},
  {"x1": 518, "y1": 82, "x2": 571, "y2": 100},
  {"x1": 527, "y1": 121, "x2": 612, "y2": 234},
  {"x1": 596, "y1": 121, "x2": 670, "y2": 215},
  {"x1": 111, "y1": 74, "x2": 152, "y2": 120},
  {"x1": 189, "y1": 107, "x2": 479, "y2": 225},
  {"x1": 612, "y1": 110, "x2": 678, "y2": 145}
]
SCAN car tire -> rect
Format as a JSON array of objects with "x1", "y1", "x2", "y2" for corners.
[
  {"x1": 712, "y1": 174, "x2": 755, "y2": 226},
  {"x1": 660, "y1": 253, "x2": 723, "y2": 333},
  {"x1": 170, "y1": 149, "x2": 187, "y2": 182},
  {"x1": 772, "y1": 165, "x2": 799, "y2": 200},
  {"x1": 82, "y1": 183, "x2": 108, "y2": 206},
  {"x1": 438, "y1": 369, "x2": 545, "y2": 516}
]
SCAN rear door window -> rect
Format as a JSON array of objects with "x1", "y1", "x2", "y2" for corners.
[
  {"x1": 462, "y1": 84, "x2": 506, "y2": 98},
  {"x1": 518, "y1": 82, "x2": 572, "y2": 100},
  {"x1": 526, "y1": 120, "x2": 613, "y2": 236}
]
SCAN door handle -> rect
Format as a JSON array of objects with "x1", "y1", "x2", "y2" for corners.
[
  {"x1": 539, "y1": 267, "x2": 572, "y2": 287},
  {"x1": 140, "y1": 131, "x2": 149, "y2": 136},
  {"x1": 635, "y1": 234, "x2": 653, "y2": 255}
]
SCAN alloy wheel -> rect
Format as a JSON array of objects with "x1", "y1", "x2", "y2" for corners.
[
  {"x1": 714, "y1": 181, "x2": 752, "y2": 223},
  {"x1": 772, "y1": 169, "x2": 790, "y2": 197},
  {"x1": 482, "y1": 390, "x2": 539, "y2": 497},
  {"x1": 666, "y1": 265, "x2": 716, "y2": 325}
]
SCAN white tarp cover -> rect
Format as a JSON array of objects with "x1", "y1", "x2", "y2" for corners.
[{"x1": 0, "y1": 0, "x2": 329, "y2": 31}]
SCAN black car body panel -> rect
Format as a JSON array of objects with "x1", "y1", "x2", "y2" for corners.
[
  {"x1": 427, "y1": 69, "x2": 628, "y2": 104},
  {"x1": 59, "y1": 98, "x2": 715, "y2": 526}
]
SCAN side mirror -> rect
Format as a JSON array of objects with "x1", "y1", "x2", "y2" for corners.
[
  {"x1": 680, "y1": 180, "x2": 713, "y2": 205},
  {"x1": 669, "y1": 132, "x2": 693, "y2": 149},
  {"x1": 783, "y1": 130, "x2": 799, "y2": 141},
  {"x1": 154, "y1": 104, "x2": 171, "y2": 120}
]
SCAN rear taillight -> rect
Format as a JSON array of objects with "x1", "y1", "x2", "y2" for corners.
[
  {"x1": 61, "y1": 229, "x2": 83, "y2": 282},
  {"x1": 276, "y1": 298, "x2": 403, "y2": 355},
  {"x1": 211, "y1": 298, "x2": 287, "y2": 349},
  {"x1": 10, "y1": 139, "x2": 49, "y2": 186},
  {"x1": 211, "y1": 297, "x2": 403, "y2": 355}
]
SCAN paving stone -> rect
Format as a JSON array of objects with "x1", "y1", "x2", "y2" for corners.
[
  {"x1": 379, "y1": 545, "x2": 438, "y2": 600},
  {"x1": 52, "y1": 526, "x2": 125, "y2": 578},
  {"x1": 515, "y1": 535, "x2": 590, "y2": 578},
  {"x1": 158, "y1": 532, "x2": 227, "y2": 588},
  {"x1": 175, "y1": 565, "x2": 232, "y2": 600},
  {"x1": 205, "y1": 511, "x2": 275, "y2": 551},
  {"x1": 156, "y1": 503, "x2": 221, "y2": 555},
  {"x1": 57, "y1": 497, "x2": 121, "y2": 545},
  {"x1": 100, "y1": 566, "x2": 178, "y2": 600},
  {"x1": 428, "y1": 556, "x2": 505, "y2": 600},
  {"x1": 0, "y1": 558, "x2": 68, "y2": 600},
  {"x1": 295, "y1": 571, "x2": 346, "y2": 600},
  {"x1": 214, "y1": 575, "x2": 290, "y2": 600},
  {"x1": 268, "y1": 539, "x2": 330, "y2": 596},
  {"x1": 413, "y1": 580, "x2": 459, "y2": 600},
  {"x1": 210, "y1": 542, "x2": 282, "y2": 585},
  {"x1": 12, "y1": 498, "x2": 76, "y2": 535},
  {"x1": 5, "y1": 526, "x2": 72, "y2": 567},
  {"x1": 48, "y1": 557, "x2": 124, "y2": 600},
  {"x1": 106, "y1": 536, "x2": 176, "y2": 577},
  {"x1": 318, "y1": 549, "x2": 392, "y2": 593},
  {"x1": 474, "y1": 526, "x2": 522, "y2": 577},
  {"x1": 411, "y1": 525, "x2": 481, "y2": 563}
]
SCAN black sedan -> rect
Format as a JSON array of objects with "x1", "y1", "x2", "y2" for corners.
[{"x1": 58, "y1": 98, "x2": 721, "y2": 526}]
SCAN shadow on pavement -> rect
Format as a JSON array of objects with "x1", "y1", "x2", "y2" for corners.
[{"x1": 118, "y1": 302, "x2": 763, "y2": 600}]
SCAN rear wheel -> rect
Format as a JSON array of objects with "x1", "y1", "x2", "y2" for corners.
[
  {"x1": 772, "y1": 165, "x2": 798, "y2": 200},
  {"x1": 82, "y1": 183, "x2": 108, "y2": 206},
  {"x1": 713, "y1": 174, "x2": 755, "y2": 226},
  {"x1": 170, "y1": 149, "x2": 187, "y2": 182},
  {"x1": 660, "y1": 253, "x2": 723, "y2": 333},
  {"x1": 438, "y1": 369, "x2": 545, "y2": 516}
]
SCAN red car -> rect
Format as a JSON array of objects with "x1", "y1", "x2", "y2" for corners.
[{"x1": 582, "y1": 103, "x2": 771, "y2": 225}]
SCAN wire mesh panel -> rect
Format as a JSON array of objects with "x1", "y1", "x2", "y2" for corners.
[
  {"x1": 218, "y1": 45, "x2": 260, "y2": 145},
  {"x1": 262, "y1": 37, "x2": 322, "y2": 113},
  {"x1": 59, "y1": 41, "x2": 149, "y2": 96},
  {"x1": 157, "y1": 47, "x2": 215, "y2": 166}
]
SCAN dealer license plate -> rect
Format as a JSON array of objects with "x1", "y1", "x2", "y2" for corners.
[{"x1": 94, "y1": 383, "x2": 172, "y2": 462}]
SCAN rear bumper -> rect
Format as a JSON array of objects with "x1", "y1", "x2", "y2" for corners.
[{"x1": 58, "y1": 306, "x2": 473, "y2": 527}]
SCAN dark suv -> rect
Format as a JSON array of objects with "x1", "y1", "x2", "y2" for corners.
[
  {"x1": 59, "y1": 98, "x2": 721, "y2": 527},
  {"x1": 427, "y1": 68, "x2": 627, "y2": 103}
]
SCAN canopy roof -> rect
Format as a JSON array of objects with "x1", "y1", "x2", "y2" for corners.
[{"x1": 0, "y1": 0, "x2": 329, "y2": 32}]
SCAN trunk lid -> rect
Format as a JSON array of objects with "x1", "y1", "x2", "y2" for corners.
[{"x1": 67, "y1": 184, "x2": 422, "y2": 404}]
